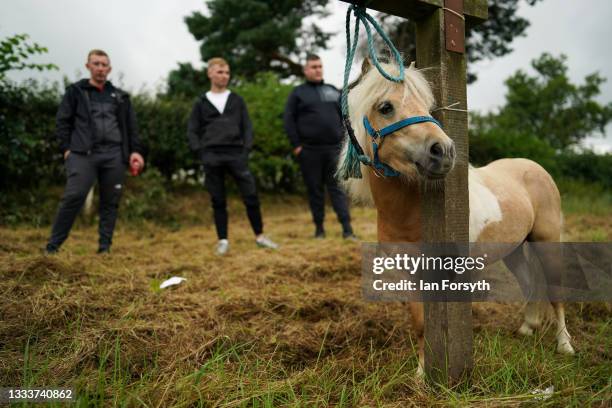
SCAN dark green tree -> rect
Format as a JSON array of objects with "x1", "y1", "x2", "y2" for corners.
[
  {"x1": 368, "y1": 0, "x2": 542, "y2": 83},
  {"x1": 167, "y1": 0, "x2": 331, "y2": 97}
]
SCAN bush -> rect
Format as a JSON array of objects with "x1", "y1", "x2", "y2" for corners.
[
  {"x1": 556, "y1": 150, "x2": 612, "y2": 189},
  {"x1": 469, "y1": 113, "x2": 559, "y2": 175},
  {"x1": 0, "y1": 80, "x2": 63, "y2": 190}
]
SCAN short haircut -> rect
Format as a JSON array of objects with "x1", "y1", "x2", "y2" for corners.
[
  {"x1": 87, "y1": 49, "x2": 109, "y2": 62},
  {"x1": 305, "y1": 54, "x2": 321, "y2": 64},
  {"x1": 207, "y1": 57, "x2": 229, "y2": 71}
]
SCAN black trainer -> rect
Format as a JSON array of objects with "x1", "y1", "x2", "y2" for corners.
[{"x1": 97, "y1": 247, "x2": 111, "y2": 254}]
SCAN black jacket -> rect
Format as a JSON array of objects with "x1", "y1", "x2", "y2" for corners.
[
  {"x1": 55, "y1": 79, "x2": 146, "y2": 163},
  {"x1": 187, "y1": 92, "x2": 253, "y2": 158},
  {"x1": 283, "y1": 81, "x2": 344, "y2": 148}
]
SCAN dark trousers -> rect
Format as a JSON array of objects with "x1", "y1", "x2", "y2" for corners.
[
  {"x1": 203, "y1": 157, "x2": 263, "y2": 240},
  {"x1": 47, "y1": 145, "x2": 126, "y2": 250},
  {"x1": 298, "y1": 146, "x2": 351, "y2": 231}
]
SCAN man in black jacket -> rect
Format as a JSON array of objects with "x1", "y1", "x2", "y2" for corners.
[
  {"x1": 283, "y1": 54, "x2": 356, "y2": 239},
  {"x1": 46, "y1": 49, "x2": 146, "y2": 254},
  {"x1": 187, "y1": 57, "x2": 277, "y2": 255}
]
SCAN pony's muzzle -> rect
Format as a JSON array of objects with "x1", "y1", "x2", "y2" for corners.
[{"x1": 417, "y1": 140, "x2": 455, "y2": 179}]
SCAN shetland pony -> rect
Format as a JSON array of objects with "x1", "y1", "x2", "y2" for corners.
[{"x1": 340, "y1": 59, "x2": 574, "y2": 375}]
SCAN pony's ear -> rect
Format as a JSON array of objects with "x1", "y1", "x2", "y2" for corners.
[
  {"x1": 408, "y1": 61, "x2": 416, "y2": 70},
  {"x1": 361, "y1": 58, "x2": 372, "y2": 76}
]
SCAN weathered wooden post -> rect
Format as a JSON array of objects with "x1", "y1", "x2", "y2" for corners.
[{"x1": 339, "y1": 0, "x2": 488, "y2": 384}]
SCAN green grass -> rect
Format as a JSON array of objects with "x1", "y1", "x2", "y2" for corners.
[{"x1": 559, "y1": 180, "x2": 612, "y2": 216}]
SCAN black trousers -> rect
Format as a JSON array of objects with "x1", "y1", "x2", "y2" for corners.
[
  {"x1": 298, "y1": 146, "x2": 351, "y2": 231},
  {"x1": 203, "y1": 157, "x2": 263, "y2": 240},
  {"x1": 47, "y1": 145, "x2": 126, "y2": 250}
]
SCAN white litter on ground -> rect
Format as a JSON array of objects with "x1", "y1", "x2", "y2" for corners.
[
  {"x1": 531, "y1": 385, "x2": 554, "y2": 400},
  {"x1": 159, "y1": 277, "x2": 186, "y2": 289}
]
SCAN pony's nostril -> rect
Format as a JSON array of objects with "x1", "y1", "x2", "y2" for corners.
[{"x1": 430, "y1": 142, "x2": 443, "y2": 158}]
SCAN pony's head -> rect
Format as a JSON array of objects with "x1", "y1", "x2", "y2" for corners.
[{"x1": 339, "y1": 59, "x2": 456, "y2": 201}]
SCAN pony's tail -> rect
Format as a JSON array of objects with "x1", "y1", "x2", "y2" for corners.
[{"x1": 337, "y1": 142, "x2": 363, "y2": 180}]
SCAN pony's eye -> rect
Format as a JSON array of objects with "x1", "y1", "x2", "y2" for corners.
[{"x1": 378, "y1": 101, "x2": 394, "y2": 115}]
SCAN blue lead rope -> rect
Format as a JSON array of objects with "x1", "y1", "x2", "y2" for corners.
[{"x1": 338, "y1": 4, "x2": 405, "y2": 180}]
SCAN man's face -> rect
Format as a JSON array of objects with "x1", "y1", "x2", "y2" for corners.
[
  {"x1": 208, "y1": 63, "x2": 230, "y2": 88},
  {"x1": 303, "y1": 59, "x2": 323, "y2": 82},
  {"x1": 86, "y1": 54, "x2": 112, "y2": 83}
]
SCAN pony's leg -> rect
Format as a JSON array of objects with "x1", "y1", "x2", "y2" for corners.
[
  {"x1": 503, "y1": 246, "x2": 542, "y2": 336},
  {"x1": 409, "y1": 302, "x2": 425, "y2": 376},
  {"x1": 551, "y1": 301, "x2": 574, "y2": 354},
  {"x1": 518, "y1": 302, "x2": 543, "y2": 336},
  {"x1": 530, "y1": 243, "x2": 575, "y2": 354}
]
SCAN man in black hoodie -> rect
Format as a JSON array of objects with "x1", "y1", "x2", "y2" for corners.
[
  {"x1": 46, "y1": 49, "x2": 146, "y2": 254},
  {"x1": 187, "y1": 57, "x2": 277, "y2": 255},
  {"x1": 283, "y1": 54, "x2": 356, "y2": 240}
]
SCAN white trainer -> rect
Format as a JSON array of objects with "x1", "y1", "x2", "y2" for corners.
[
  {"x1": 256, "y1": 236, "x2": 279, "y2": 249},
  {"x1": 216, "y1": 239, "x2": 229, "y2": 255}
]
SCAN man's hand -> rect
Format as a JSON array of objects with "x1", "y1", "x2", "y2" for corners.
[
  {"x1": 129, "y1": 152, "x2": 145, "y2": 176},
  {"x1": 64, "y1": 150, "x2": 71, "y2": 160},
  {"x1": 293, "y1": 146, "x2": 303, "y2": 156}
]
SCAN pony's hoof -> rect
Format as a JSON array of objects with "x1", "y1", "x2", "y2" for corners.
[
  {"x1": 416, "y1": 364, "x2": 424, "y2": 377},
  {"x1": 518, "y1": 322, "x2": 534, "y2": 336},
  {"x1": 557, "y1": 341, "x2": 575, "y2": 355}
]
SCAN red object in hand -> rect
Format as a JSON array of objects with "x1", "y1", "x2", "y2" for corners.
[{"x1": 130, "y1": 157, "x2": 142, "y2": 176}]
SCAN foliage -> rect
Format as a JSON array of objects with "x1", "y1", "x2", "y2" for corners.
[
  {"x1": 370, "y1": 0, "x2": 542, "y2": 83},
  {"x1": 0, "y1": 33, "x2": 57, "y2": 81},
  {"x1": 132, "y1": 95, "x2": 195, "y2": 180},
  {"x1": 556, "y1": 150, "x2": 612, "y2": 189},
  {"x1": 0, "y1": 80, "x2": 63, "y2": 190},
  {"x1": 167, "y1": 0, "x2": 331, "y2": 97},
  {"x1": 498, "y1": 53, "x2": 612, "y2": 150},
  {"x1": 469, "y1": 114, "x2": 558, "y2": 173},
  {"x1": 234, "y1": 73, "x2": 299, "y2": 191},
  {"x1": 165, "y1": 62, "x2": 210, "y2": 99},
  {"x1": 470, "y1": 53, "x2": 612, "y2": 173}
]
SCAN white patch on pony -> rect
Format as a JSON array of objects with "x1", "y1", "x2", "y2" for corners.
[{"x1": 468, "y1": 169, "x2": 502, "y2": 242}]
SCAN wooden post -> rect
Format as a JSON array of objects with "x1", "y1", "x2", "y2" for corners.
[{"x1": 339, "y1": 0, "x2": 488, "y2": 385}]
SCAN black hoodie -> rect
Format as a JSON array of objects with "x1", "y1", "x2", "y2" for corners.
[
  {"x1": 283, "y1": 81, "x2": 344, "y2": 148},
  {"x1": 55, "y1": 79, "x2": 146, "y2": 163},
  {"x1": 186, "y1": 92, "x2": 253, "y2": 158}
]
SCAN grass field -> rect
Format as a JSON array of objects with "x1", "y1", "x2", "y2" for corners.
[{"x1": 0, "y1": 191, "x2": 610, "y2": 407}]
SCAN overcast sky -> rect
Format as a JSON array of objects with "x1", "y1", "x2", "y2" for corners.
[{"x1": 2, "y1": 0, "x2": 611, "y2": 151}]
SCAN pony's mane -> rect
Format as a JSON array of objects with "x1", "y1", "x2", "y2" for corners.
[{"x1": 339, "y1": 61, "x2": 436, "y2": 204}]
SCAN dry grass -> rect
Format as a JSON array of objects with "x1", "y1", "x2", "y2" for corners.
[{"x1": 0, "y1": 193, "x2": 610, "y2": 406}]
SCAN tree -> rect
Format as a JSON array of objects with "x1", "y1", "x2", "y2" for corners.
[
  {"x1": 0, "y1": 33, "x2": 57, "y2": 82},
  {"x1": 167, "y1": 0, "x2": 331, "y2": 97},
  {"x1": 497, "y1": 53, "x2": 612, "y2": 150},
  {"x1": 366, "y1": 0, "x2": 542, "y2": 83},
  {"x1": 469, "y1": 53, "x2": 612, "y2": 168}
]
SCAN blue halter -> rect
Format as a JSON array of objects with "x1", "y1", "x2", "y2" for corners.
[{"x1": 362, "y1": 115, "x2": 443, "y2": 177}]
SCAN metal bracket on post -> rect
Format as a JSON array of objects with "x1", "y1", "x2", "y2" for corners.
[{"x1": 444, "y1": 0, "x2": 465, "y2": 53}]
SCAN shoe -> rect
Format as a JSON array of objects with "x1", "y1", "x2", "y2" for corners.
[
  {"x1": 216, "y1": 239, "x2": 229, "y2": 255},
  {"x1": 256, "y1": 235, "x2": 279, "y2": 249},
  {"x1": 343, "y1": 231, "x2": 358, "y2": 241},
  {"x1": 97, "y1": 247, "x2": 111, "y2": 254},
  {"x1": 44, "y1": 245, "x2": 59, "y2": 255}
]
